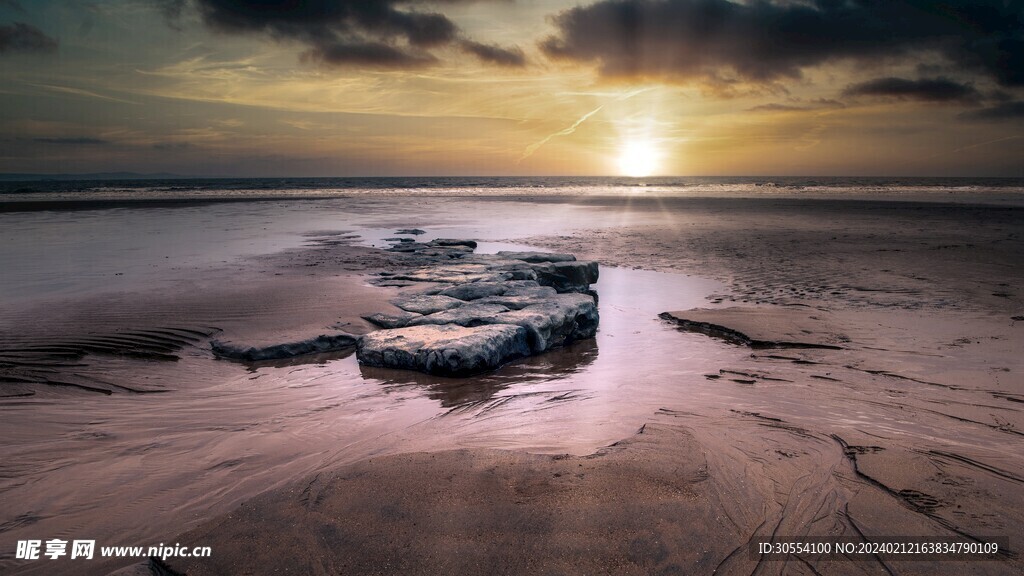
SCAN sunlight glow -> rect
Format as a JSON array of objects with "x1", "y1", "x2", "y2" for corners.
[{"x1": 618, "y1": 140, "x2": 659, "y2": 177}]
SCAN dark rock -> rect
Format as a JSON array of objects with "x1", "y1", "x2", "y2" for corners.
[
  {"x1": 429, "y1": 238, "x2": 478, "y2": 248},
  {"x1": 362, "y1": 311, "x2": 423, "y2": 329},
  {"x1": 356, "y1": 324, "x2": 530, "y2": 376},
  {"x1": 395, "y1": 228, "x2": 425, "y2": 235},
  {"x1": 386, "y1": 243, "x2": 427, "y2": 253},
  {"x1": 480, "y1": 261, "x2": 538, "y2": 281},
  {"x1": 391, "y1": 294, "x2": 465, "y2": 315},
  {"x1": 496, "y1": 251, "x2": 577, "y2": 263},
  {"x1": 212, "y1": 333, "x2": 357, "y2": 361},
  {"x1": 531, "y1": 261, "x2": 600, "y2": 293},
  {"x1": 503, "y1": 283, "x2": 558, "y2": 299},
  {"x1": 475, "y1": 295, "x2": 545, "y2": 310},
  {"x1": 438, "y1": 282, "x2": 509, "y2": 301},
  {"x1": 383, "y1": 237, "x2": 414, "y2": 243}
]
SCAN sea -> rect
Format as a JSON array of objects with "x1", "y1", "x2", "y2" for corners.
[{"x1": 2, "y1": 175, "x2": 1024, "y2": 204}]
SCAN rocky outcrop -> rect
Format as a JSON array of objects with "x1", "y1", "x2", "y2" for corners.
[
  {"x1": 437, "y1": 282, "x2": 508, "y2": 301},
  {"x1": 212, "y1": 241, "x2": 600, "y2": 374},
  {"x1": 357, "y1": 324, "x2": 530, "y2": 376},
  {"x1": 358, "y1": 243, "x2": 601, "y2": 376},
  {"x1": 212, "y1": 333, "x2": 358, "y2": 361}
]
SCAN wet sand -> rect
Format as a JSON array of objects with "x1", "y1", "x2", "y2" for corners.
[{"x1": 1, "y1": 194, "x2": 1022, "y2": 575}]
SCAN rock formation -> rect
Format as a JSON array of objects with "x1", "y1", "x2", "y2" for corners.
[
  {"x1": 358, "y1": 237, "x2": 600, "y2": 375},
  {"x1": 211, "y1": 234, "x2": 600, "y2": 376}
]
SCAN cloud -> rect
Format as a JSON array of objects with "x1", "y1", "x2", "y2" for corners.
[
  {"x1": 460, "y1": 40, "x2": 525, "y2": 67},
  {"x1": 154, "y1": 0, "x2": 187, "y2": 28},
  {"x1": 152, "y1": 141, "x2": 193, "y2": 150},
  {"x1": 32, "y1": 137, "x2": 109, "y2": 145},
  {"x1": 540, "y1": 0, "x2": 1024, "y2": 87},
  {"x1": 519, "y1": 104, "x2": 604, "y2": 162},
  {"x1": 0, "y1": 22, "x2": 57, "y2": 54},
  {"x1": 843, "y1": 77, "x2": 980, "y2": 102},
  {"x1": 184, "y1": 0, "x2": 521, "y2": 69},
  {"x1": 959, "y1": 101, "x2": 1024, "y2": 121},
  {"x1": 747, "y1": 99, "x2": 845, "y2": 112}
]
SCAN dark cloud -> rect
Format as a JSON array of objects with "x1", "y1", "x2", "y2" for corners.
[
  {"x1": 541, "y1": 0, "x2": 1024, "y2": 86},
  {"x1": 843, "y1": 77, "x2": 980, "y2": 102},
  {"x1": 154, "y1": 0, "x2": 187, "y2": 26},
  {"x1": 196, "y1": 0, "x2": 456, "y2": 44},
  {"x1": 32, "y1": 137, "x2": 108, "y2": 145},
  {"x1": 460, "y1": 40, "x2": 525, "y2": 67},
  {"x1": 959, "y1": 101, "x2": 1024, "y2": 121},
  {"x1": 186, "y1": 0, "x2": 519, "y2": 68},
  {"x1": 0, "y1": 22, "x2": 57, "y2": 54}
]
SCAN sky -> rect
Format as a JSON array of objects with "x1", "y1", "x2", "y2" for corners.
[{"x1": 0, "y1": 0, "x2": 1023, "y2": 177}]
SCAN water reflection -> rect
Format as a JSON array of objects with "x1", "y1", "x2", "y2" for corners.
[{"x1": 358, "y1": 337, "x2": 599, "y2": 407}]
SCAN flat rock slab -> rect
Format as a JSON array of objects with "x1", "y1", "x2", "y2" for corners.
[
  {"x1": 660, "y1": 307, "x2": 843, "y2": 349},
  {"x1": 391, "y1": 294, "x2": 465, "y2": 315},
  {"x1": 402, "y1": 293, "x2": 598, "y2": 353},
  {"x1": 212, "y1": 332, "x2": 358, "y2": 361},
  {"x1": 481, "y1": 293, "x2": 599, "y2": 352},
  {"x1": 357, "y1": 324, "x2": 529, "y2": 376},
  {"x1": 408, "y1": 303, "x2": 511, "y2": 327},
  {"x1": 438, "y1": 282, "x2": 508, "y2": 301},
  {"x1": 362, "y1": 310, "x2": 422, "y2": 329},
  {"x1": 503, "y1": 283, "x2": 558, "y2": 298}
]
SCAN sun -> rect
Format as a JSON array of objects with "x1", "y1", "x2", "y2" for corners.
[{"x1": 618, "y1": 140, "x2": 659, "y2": 177}]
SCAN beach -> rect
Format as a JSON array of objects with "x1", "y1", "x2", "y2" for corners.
[{"x1": 1, "y1": 188, "x2": 1022, "y2": 575}]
